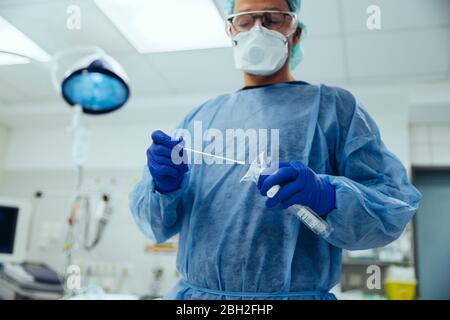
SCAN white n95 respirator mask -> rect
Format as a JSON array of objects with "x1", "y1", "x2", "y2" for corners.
[{"x1": 232, "y1": 25, "x2": 290, "y2": 76}]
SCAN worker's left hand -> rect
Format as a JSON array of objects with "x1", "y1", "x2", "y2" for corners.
[{"x1": 257, "y1": 161, "x2": 336, "y2": 216}]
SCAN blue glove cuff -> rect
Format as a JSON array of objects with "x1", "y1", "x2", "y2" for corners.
[
  {"x1": 289, "y1": 161, "x2": 335, "y2": 216},
  {"x1": 154, "y1": 177, "x2": 184, "y2": 194},
  {"x1": 314, "y1": 179, "x2": 336, "y2": 217}
]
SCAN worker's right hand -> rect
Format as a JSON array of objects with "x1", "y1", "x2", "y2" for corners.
[{"x1": 147, "y1": 130, "x2": 188, "y2": 194}]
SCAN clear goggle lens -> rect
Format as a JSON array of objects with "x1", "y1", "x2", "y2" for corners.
[{"x1": 227, "y1": 11, "x2": 298, "y2": 35}]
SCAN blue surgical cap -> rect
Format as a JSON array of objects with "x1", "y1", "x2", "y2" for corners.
[{"x1": 225, "y1": 0, "x2": 307, "y2": 70}]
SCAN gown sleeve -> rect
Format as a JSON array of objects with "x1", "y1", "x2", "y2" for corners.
[
  {"x1": 128, "y1": 115, "x2": 193, "y2": 244},
  {"x1": 129, "y1": 167, "x2": 188, "y2": 244},
  {"x1": 321, "y1": 90, "x2": 422, "y2": 250}
]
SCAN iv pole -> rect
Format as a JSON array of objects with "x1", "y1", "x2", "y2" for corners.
[{"x1": 0, "y1": 49, "x2": 114, "y2": 273}]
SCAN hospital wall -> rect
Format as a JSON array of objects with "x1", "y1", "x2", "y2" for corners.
[
  {"x1": 410, "y1": 123, "x2": 450, "y2": 166},
  {"x1": 0, "y1": 126, "x2": 10, "y2": 184},
  {"x1": 0, "y1": 83, "x2": 449, "y2": 295},
  {"x1": 0, "y1": 124, "x2": 181, "y2": 295}
]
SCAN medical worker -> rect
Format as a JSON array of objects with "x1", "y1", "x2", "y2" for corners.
[{"x1": 129, "y1": 0, "x2": 421, "y2": 300}]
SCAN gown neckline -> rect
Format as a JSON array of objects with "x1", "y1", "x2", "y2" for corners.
[{"x1": 240, "y1": 80, "x2": 310, "y2": 92}]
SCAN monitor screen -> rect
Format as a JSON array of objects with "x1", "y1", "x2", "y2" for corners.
[{"x1": 0, "y1": 206, "x2": 19, "y2": 254}]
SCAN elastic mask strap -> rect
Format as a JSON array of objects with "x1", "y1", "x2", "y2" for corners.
[{"x1": 285, "y1": 27, "x2": 298, "y2": 43}]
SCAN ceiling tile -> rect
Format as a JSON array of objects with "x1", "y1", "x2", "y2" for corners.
[
  {"x1": 293, "y1": 36, "x2": 347, "y2": 83},
  {"x1": 342, "y1": 0, "x2": 450, "y2": 34},
  {"x1": 0, "y1": 0, "x2": 137, "y2": 56},
  {"x1": 346, "y1": 27, "x2": 450, "y2": 79},
  {"x1": 146, "y1": 47, "x2": 242, "y2": 94},
  {"x1": 0, "y1": 0, "x2": 448, "y2": 108},
  {"x1": 301, "y1": 0, "x2": 342, "y2": 37},
  {"x1": 0, "y1": 79, "x2": 27, "y2": 104},
  {"x1": 115, "y1": 53, "x2": 175, "y2": 97},
  {"x1": 0, "y1": 62, "x2": 59, "y2": 101}
]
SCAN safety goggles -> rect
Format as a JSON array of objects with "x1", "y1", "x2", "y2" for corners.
[{"x1": 226, "y1": 10, "x2": 298, "y2": 36}]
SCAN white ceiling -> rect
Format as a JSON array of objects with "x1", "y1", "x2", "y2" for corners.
[{"x1": 0, "y1": 0, "x2": 449, "y2": 123}]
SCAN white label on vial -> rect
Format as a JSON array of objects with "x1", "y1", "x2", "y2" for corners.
[{"x1": 294, "y1": 206, "x2": 327, "y2": 235}]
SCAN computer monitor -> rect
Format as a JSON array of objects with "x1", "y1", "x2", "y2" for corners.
[{"x1": 0, "y1": 198, "x2": 31, "y2": 263}]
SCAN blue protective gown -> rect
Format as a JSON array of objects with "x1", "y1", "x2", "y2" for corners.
[{"x1": 129, "y1": 82, "x2": 421, "y2": 300}]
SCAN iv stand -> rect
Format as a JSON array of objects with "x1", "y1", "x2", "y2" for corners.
[{"x1": 63, "y1": 106, "x2": 112, "y2": 272}]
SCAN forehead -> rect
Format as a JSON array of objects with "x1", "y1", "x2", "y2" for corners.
[{"x1": 233, "y1": 0, "x2": 290, "y2": 13}]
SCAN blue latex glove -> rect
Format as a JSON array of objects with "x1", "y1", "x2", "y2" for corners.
[
  {"x1": 258, "y1": 161, "x2": 336, "y2": 217},
  {"x1": 147, "y1": 130, "x2": 188, "y2": 194}
]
